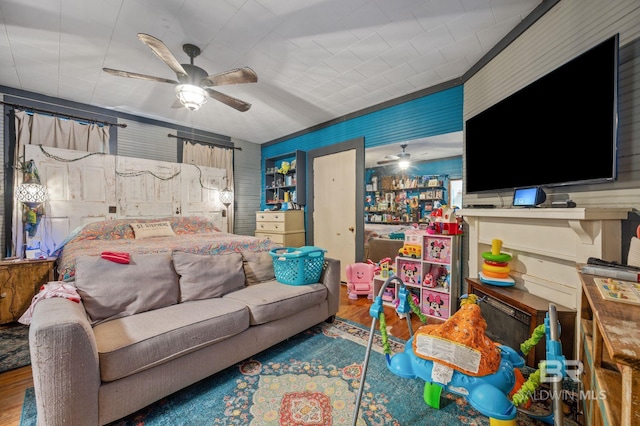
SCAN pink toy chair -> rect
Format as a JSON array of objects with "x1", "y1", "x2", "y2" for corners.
[{"x1": 346, "y1": 263, "x2": 375, "y2": 300}]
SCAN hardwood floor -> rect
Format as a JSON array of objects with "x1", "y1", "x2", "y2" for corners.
[
  {"x1": 0, "y1": 283, "x2": 431, "y2": 425},
  {"x1": 0, "y1": 363, "x2": 32, "y2": 426}
]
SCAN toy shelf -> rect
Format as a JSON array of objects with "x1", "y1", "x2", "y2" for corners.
[{"x1": 395, "y1": 233, "x2": 461, "y2": 320}]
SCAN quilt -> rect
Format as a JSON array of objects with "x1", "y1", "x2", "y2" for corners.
[{"x1": 54, "y1": 216, "x2": 281, "y2": 281}]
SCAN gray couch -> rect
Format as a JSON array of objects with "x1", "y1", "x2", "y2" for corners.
[{"x1": 28, "y1": 252, "x2": 340, "y2": 426}]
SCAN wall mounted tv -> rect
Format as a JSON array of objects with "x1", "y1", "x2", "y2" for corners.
[{"x1": 465, "y1": 34, "x2": 619, "y2": 194}]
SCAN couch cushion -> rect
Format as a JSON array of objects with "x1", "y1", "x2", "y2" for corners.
[
  {"x1": 242, "y1": 251, "x2": 275, "y2": 285},
  {"x1": 74, "y1": 253, "x2": 179, "y2": 326},
  {"x1": 172, "y1": 251, "x2": 245, "y2": 302},
  {"x1": 223, "y1": 280, "x2": 327, "y2": 325},
  {"x1": 93, "y1": 297, "x2": 249, "y2": 382}
]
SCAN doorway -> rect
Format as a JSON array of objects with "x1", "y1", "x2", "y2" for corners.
[{"x1": 307, "y1": 137, "x2": 365, "y2": 282}]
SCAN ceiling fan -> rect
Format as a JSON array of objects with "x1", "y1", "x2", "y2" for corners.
[
  {"x1": 377, "y1": 143, "x2": 411, "y2": 165},
  {"x1": 103, "y1": 33, "x2": 257, "y2": 112}
]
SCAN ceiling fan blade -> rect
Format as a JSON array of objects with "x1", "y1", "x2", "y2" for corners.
[
  {"x1": 137, "y1": 33, "x2": 188, "y2": 77},
  {"x1": 205, "y1": 88, "x2": 252, "y2": 112},
  {"x1": 201, "y1": 67, "x2": 258, "y2": 87},
  {"x1": 103, "y1": 68, "x2": 179, "y2": 84},
  {"x1": 376, "y1": 159, "x2": 398, "y2": 165}
]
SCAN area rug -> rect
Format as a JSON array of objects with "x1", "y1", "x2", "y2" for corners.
[
  {"x1": 20, "y1": 318, "x2": 577, "y2": 425},
  {"x1": 0, "y1": 323, "x2": 30, "y2": 373}
]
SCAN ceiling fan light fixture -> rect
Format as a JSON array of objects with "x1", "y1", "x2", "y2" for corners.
[
  {"x1": 175, "y1": 84, "x2": 207, "y2": 111},
  {"x1": 398, "y1": 160, "x2": 411, "y2": 169}
]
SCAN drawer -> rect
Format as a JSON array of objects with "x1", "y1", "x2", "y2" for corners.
[
  {"x1": 256, "y1": 221, "x2": 290, "y2": 232},
  {"x1": 256, "y1": 211, "x2": 287, "y2": 222},
  {"x1": 255, "y1": 232, "x2": 285, "y2": 244},
  {"x1": 256, "y1": 210, "x2": 305, "y2": 231},
  {"x1": 255, "y1": 231, "x2": 306, "y2": 247}
]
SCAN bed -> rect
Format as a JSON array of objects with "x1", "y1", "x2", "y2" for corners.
[{"x1": 53, "y1": 216, "x2": 281, "y2": 282}]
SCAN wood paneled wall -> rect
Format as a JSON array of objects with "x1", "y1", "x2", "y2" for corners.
[{"x1": 463, "y1": 0, "x2": 640, "y2": 209}]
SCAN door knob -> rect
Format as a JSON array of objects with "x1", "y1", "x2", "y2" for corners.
[{"x1": 348, "y1": 227, "x2": 354, "y2": 232}]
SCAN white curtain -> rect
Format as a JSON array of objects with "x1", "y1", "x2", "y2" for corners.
[
  {"x1": 12, "y1": 111, "x2": 111, "y2": 257},
  {"x1": 14, "y1": 111, "x2": 110, "y2": 153},
  {"x1": 183, "y1": 141, "x2": 235, "y2": 233}
]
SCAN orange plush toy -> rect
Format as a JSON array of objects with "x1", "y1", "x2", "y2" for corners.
[{"x1": 412, "y1": 294, "x2": 502, "y2": 377}]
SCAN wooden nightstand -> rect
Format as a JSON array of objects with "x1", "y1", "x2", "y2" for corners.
[{"x1": 0, "y1": 258, "x2": 56, "y2": 324}]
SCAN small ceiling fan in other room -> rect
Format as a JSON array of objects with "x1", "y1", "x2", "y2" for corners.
[
  {"x1": 377, "y1": 143, "x2": 412, "y2": 167},
  {"x1": 103, "y1": 33, "x2": 257, "y2": 112}
]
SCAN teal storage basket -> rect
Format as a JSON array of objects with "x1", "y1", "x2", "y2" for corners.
[{"x1": 269, "y1": 246, "x2": 327, "y2": 285}]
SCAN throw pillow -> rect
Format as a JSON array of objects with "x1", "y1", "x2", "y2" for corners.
[
  {"x1": 172, "y1": 252, "x2": 245, "y2": 302},
  {"x1": 130, "y1": 221, "x2": 175, "y2": 239},
  {"x1": 242, "y1": 251, "x2": 275, "y2": 285},
  {"x1": 74, "y1": 253, "x2": 180, "y2": 325}
]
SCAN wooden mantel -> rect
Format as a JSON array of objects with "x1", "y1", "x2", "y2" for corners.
[{"x1": 459, "y1": 207, "x2": 629, "y2": 358}]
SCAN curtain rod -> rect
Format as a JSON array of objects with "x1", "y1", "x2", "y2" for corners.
[
  {"x1": 168, "y1": 133, "x2": 242, "y2": 151},
  {"x1": 1, "y1": 100, "x2": 127, "y2": 128}
]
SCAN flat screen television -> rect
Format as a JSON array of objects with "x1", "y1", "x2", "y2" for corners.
[{"x1": 465, "y1": 34, "x2": 619, "y2": 194}]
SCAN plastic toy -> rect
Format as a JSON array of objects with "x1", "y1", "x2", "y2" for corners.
[
  {"x1": 345, "y1": 262, "x2": 375, "y2": 300},
  {"x1": 278, "y1": 160, "x2": 290, "y2": 174},
  {"x1": 366, "y1": 257, "x2": 393, "y2": 276},
  {"x1": 351, "y1": 277, "x2": 572, "y2": 426},
  {"x1": 428, "y1": 207, "x2": 463, "y2": 235},
  {"x1": 480, "y1": 239, "x2": 515, "y2": 287},
  {"x1": 398, "y1": 243, "x2": 421, "y2": 258}
]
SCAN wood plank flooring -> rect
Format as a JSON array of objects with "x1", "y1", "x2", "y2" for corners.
[{"x1": 0, "y1": 283, "x2": 431, "y2": 425}]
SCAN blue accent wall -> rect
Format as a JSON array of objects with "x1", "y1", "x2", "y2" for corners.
[
  {"x1": 263, "y1": 85, "x2": 462, "y2": 156},
  {"x1": 261, "y1": 85, "x2": 463, "y2": 208}
]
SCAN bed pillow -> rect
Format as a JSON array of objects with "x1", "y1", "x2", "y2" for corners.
[
  {"x1": 130, "y1": 221, "x2": 175, "y2": 239},
  {"x1": 74, "y1": 253, "x2": 180, "y2": 325},
  {"x1": 242, "y1": 251, "x2": 275, "y2": 285},
  {"x1": 172, "y1": 252, "x2": 245, "y2": 302}
]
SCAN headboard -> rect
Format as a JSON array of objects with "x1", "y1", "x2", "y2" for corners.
[{"x1": 19, "y1": 144, "x2": 227, "y2": 257}]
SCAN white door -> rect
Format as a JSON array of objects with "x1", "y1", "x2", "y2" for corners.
[
  {"x1": 313, "y1": 149, "x2": 356, "y2": 282},
  {"x1": 180, "y1": 163, "x2": 227, "y2": 232},
  {"x1": 19, "y1": 147, "x2": 227, "y2": 258},
  {"x1": 24, "y1": 145, "x2": 116, "y2": 256},
  {"x1": 116, "y1": 156, "x2": 181, "y2": 218}
]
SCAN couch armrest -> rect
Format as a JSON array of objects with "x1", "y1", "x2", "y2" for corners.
[
  {"x1": 321, "y1": 257, "x2": 341, "y2": 316},
  {"x1": 29, "y1": 298, "x2": 101, "y2": 425}
]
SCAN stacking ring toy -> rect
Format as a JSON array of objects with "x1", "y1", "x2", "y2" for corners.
[
  {"x1": 481, "y1": 251, "x2": 512, "y2": 262},
  {"x1": 481, "y1": 269, "x2": 510, "y2": 279},
  {"x1": 482, "y1": 263, "x2": 510, "y2": 274},
  {"x1": 483, "y1": 260, "x2": 510, "y2": 267}
]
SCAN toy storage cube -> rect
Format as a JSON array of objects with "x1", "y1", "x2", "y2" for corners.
[
  {"x1": 396, "y1": 258, "x2": 422, "y2": 286},
  {"x1": 422, "y1": 289, "x2": 450, "y2": 319},
  {"x1": 424, "y1": 236, "x2": 452, "y2": 263}
]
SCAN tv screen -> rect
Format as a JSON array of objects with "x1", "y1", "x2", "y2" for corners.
[{"x1": 465, "y1": 34, "x2": 618, "y2": 194}]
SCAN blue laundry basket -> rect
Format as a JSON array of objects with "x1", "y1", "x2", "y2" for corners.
[{"x1": 269, "y1": 246, "x2": 327, "y2": 285}]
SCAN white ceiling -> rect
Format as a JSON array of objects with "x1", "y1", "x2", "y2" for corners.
[{"x1": 0, "y1": 0, "x2": 541, "y2": 149}]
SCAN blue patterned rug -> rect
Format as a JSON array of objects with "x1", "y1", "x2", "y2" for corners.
[
  {"x1": 0, "y1": 323, "x2": 30, "y2": 373},
  {"x1": 20, "y1": 318, "x2": 577, "y2": 425}
]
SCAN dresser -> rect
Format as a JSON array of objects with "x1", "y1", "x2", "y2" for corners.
[
  {"x1": 0, "y1": 258, "x2": 56, "y2": 324},
  {"x1": 255, "y1": 210, "x2": 305, "y2": 247}
]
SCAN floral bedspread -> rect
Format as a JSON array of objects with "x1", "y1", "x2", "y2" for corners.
[{"x1": 55, "y1": 216, "x2": 281, "y2": 281}]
